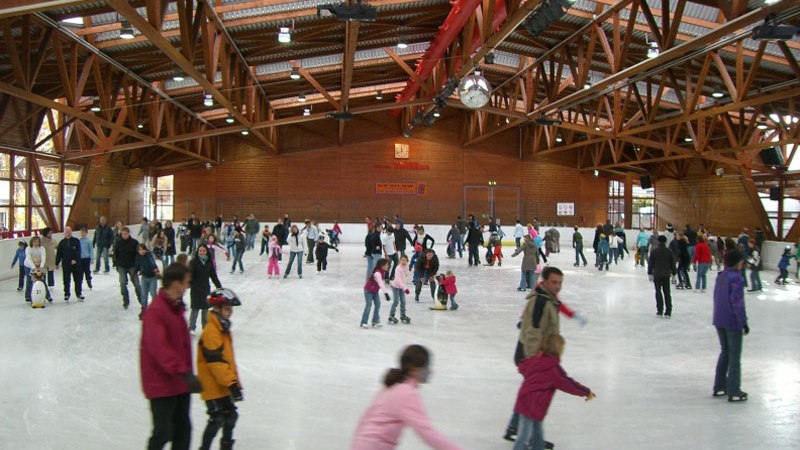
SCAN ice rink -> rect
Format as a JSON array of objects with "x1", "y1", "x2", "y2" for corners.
[{"x1": 1, "y1": 243, "x2": 798, "y2": 450}]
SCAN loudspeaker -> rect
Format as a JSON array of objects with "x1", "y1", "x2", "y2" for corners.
[
  {"x1": 770, "y1": 186, "x2": 781, "y2": 201},
  {"x1": 759, "y1": 147, "x2": 785, "y2": 166},
  {"x1": 640, "y1": 175, "x2": 652, "y2": 189}
]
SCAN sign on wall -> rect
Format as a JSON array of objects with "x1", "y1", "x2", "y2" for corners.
[
  {"x1": 394, "y1": 143, "x2": 410, "y2": 159},
  {"x1": 556, "y1": 202, "x2": 575, "y2": 216},
  {"x1": 375, "y1": 182, "x2": 427, "y2": 196}
]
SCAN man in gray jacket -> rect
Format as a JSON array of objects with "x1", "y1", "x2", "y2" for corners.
[{"x1": 648, "y1": 235, "x2": 676, "y2": 318}]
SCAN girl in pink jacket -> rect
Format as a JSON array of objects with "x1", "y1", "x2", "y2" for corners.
[
  {"x1": 389, "y1": 255, "x2": 411, "y2": 324},
  {"x1": 267, "y1": 235, "x2": 281, "y2": 278},
  {"x1": 351, "y1": 345, "x2": 462, "y2": 450},
  {"x1": 439, "y1": 271, "x2": 459, "y2": 310}
]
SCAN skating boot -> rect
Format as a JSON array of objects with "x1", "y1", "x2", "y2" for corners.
[
  {"x1": 728, "y1": 391, "x2": 748, "y2": 402},
  {"x1": 503, "y1": 427, "x2": 517, "y2": 442},
  {"x1": 221, "y1": 439, "x2": 235, "y2": 450},
  {"x1": 676, "y1": 284, "x2": 684, "y2": 290},
  {"x1": 400, "y1": 315, "x2": 411, "y2": 324},
  {"x1": 388, "y1": 316, "x2": 399, "y2": 325}
]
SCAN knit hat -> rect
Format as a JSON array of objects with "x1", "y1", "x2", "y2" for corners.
[
  {"x1": 658, "y1": 235, "x2": 667, "y2": 243},
  {"x1": 724, "y1": 250, "x2": 743, "y2": 268}
]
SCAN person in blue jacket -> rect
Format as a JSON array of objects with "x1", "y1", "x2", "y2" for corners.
[{"x1": 11, "y1": 240, "x2": 27, "y2": 291}]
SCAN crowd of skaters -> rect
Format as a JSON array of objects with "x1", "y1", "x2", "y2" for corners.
[{"x1": 9, "y1": 211, "x2": 779, "y2": 449}]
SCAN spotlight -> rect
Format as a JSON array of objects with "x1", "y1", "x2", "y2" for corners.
[
  {"x1": 711, "y1": 91, "x2": 724, "y2": 99},
  {"x1": 683, "y1": 136, "x2": 693, "y2": 143},
  {"x1": 647, "y1": 41, "x2": 660, "y2": 58},
  {"x1": 172, "y1": 73, "x2": 185, "y2": 82},
  {"x1": 715, "y1": 167, "x2": 725, "y2": 177},
  {"x1": 226, "y1": 114, "x2": 235, "y2": 124},
  {"x1": 764, "y1": 0, "x2": 779, "y2": 4},
  {"x1": 375, "y1": 90, "x2": 383, "y2": 100},
  {"x1": 402, "y1": 129, "x2": 412, "y2": 138},
  {"x1": 119, "y1": 21, "x2": 135, "y2": 39},
  {"x1": 290, "y1": 67, "x2": 301, "y2": 80},
  {"x1": 90, "y1": 104, "x2": 101, "y2": 112},
  {"x1": 752, "y1": 24, "x2": 799, "y2": 41},
  {"x1": 505, "y1": 117, "x2": 510, "y2": 124},
  {"x1": 137, "y1": 124, "x2": 144, "y2": 129},
  {"x1": 397, "y1": 38, "x2": 408, "y2": 49},
  {"x1": 298, "y1": 93, "x2": 306, "y2": 102},
  {"x1": 583, "y1": 81, "x2": 591, "y2": 90},
  {"x1": 241, "y1": 129, "x2": 249, "y2": 136},
  {"x1": 556, "y1": 135, "x2": 563, "y2": 143},
  {"x1": 433, "y1": 111, "x2": 441, "y2": 118},
  {"x1": 278, "y1": 27, "x2": 291, "y2": 43},
  {"x1": 757, "y1": 123, "x2": 768, "y2": 130},
  {"x1": 593, "y1": 169, "x2": 599, "y2": 177},
  {"x1": 203, "y1": 93, "x2": 213, "y2": 107},
  {"x1": 595, "y1": 125, "x2": 601, "y2": 131},
  {"x1": 303, "y1": 108, "x2": 311, "y2": 116},
  {"x1": 484, "y1": 52, "x2": 495, "y2": 65}
]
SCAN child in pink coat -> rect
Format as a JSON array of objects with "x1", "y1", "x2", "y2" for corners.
[
  {"x1": 267, "y1": 235, "x2": 281, "y2": 278},
  {"x1": 389, "y1": 255, "x2": 411, "y2": 324},
  {"x1": 439, "y1": 271, "x2": 459, "y2": 310},
  {"x1": 351, "y1": 345, "x2": 462, "y2": 450},
  {"x1": 512, "y1": 334, "x2": 595, "y2": 450}
]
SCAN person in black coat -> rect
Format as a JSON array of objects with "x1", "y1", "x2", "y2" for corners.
[
  {"x1": 92, "y1": 216, "x2": 114, "y2": 273},
  {"x1": 393, "y1": 223, "x2": 414, "y2": 258},
  {"x1": 56, "y1": 226, "x2": 84, "y2": 301},
  {"x1": 272, "y1": 219, "x2": 287, "y2": 247},
  {"x1": 466, "y1": 224, "x2": 484, "y2": 267},
  {"x1": 414, "y1": 249, "x2": 440, "y2": 301},
  {"x1": 189, "y1": 244, "x2": 222, "y2": 334},
  {"x1": 113, "y1": 227, "x2": 142, "y2": 309},
  {"x1": 648, "y1": 235, "x2": 677, "y2": 317},
  {"x1": 315, "y1": 236, "x2": 339, "y2": 273}
]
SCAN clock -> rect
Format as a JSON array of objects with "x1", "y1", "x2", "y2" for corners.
[{"x1": 394, "y1": 143, "x2": 410, "y2": 159}]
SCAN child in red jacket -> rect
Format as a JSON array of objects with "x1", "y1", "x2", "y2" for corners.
[
  {"x1": 512, "y1": 334, "x2": 595, "y2": 450},
  {"x1": 440, "y1": 270, "x2": 459, "y2": 310}
]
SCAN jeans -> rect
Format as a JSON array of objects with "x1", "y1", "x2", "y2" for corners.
[
  {"x1": 749, "y1": 269, "x2": 762, "y2": 290},
  {"x1": 285, "y1": 251, "x2": 303, "y2": 276},
  {"x1": 677, "y1": 263, "x2": 690, "y2": 287},
  {"x1": 148, "y1": 393, "x2": 191, "y2": 450},
  {"x1": 688, "y1": 245, "x2": 696, "y2": 268},
  {"x1": 449, "y1": 293, "x2": 458, "y2": 309},
  {"x1": 163, "y1": 254, "x2": 174, "y2": 266},
  {"x1": 200, "y1": 397, "x2": 237, "y2": 450},
  {"x1": 117, "y1": 266, "x2": 142, "y2": 306},
  {"x1": 94, "y1": 246, "x2": 110, "y2": 272},
  {"x1": 316, "y1": 257, "x2": 328, "y2": 272},
  {"x1": 260, "y1": 239, "x2": 268, "y2": 255},
  {"x1": 696, "y1": 263, "x2": 710, "y2": 289},
  {"x1": 638, "y1": 246, "x2": 649, "y2": 266},
  {"x1": 140, "y1": 276, "x2": 158, "y2": 308},
  {"x1": 231, "y1": 248, "x2": 244, "y2": 272},
  {"x1": 387, "y1": 253, "x2": 399, "y2": 280},
  {"x1": 513, "y1": 415, "x2": 545, "y2": 450},
  {"x1": 574, "y1": 244, "x2": 587, "y2": 265},
  {"x1": 457, "y1": 237, "x2": 465, "y2": 257},
  {"x1": 62, "y1": 263, "x2": 83, "y2": 297},
  {"x1": 518, "y1": 270, "x2": 535, "y2": 290},
  {"x1": 714, "y1": 327, "x2": 743, "y2": 395},
  {"x1": 390, "y1": 287, "x2": 406, "y2": 317},
  {"x1": 16, "y1": 265, "x2": 25, "y2": 289},
  {"x1": 245, "y1": 233, "x2": 256, "y2": 251},
  {"x1": 515, "y1": 237, "x2": 521, "y2": 248},
  {"x1": 189, "y1": 308, "x2": 208, "y2": 331},
  {"x1": 609, "y1": 247, "x2": 618, "y2": 264},
  {"x1": 191, "y1": 238, "x2": 200, "y2": 254},
  {"x1": 361, "y1": 291, "x2": 381, "y2": 325},
  {"x1": 306, "y1": 239, "x2": 316, "y2": 263},
  {"x1": 365, "y1": 253, "x2": 380, "y2": 280},
  {"x1": 654, "y1": 276, "x2": 672, "y2": 316},
  {"x1": 468, "y1": 244, "x2": 480, "y2": 266}
]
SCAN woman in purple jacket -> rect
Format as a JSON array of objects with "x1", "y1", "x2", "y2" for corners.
[{"x1": 712, "y1": 249, "x2": 749, "y2": 402}]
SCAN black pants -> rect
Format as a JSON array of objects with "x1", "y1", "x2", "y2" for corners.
[
  {"x1": 387, "y1": 253, "x2": 399, "y2": 280},
  {"x1": 17, "y1": 265, "x2": 25, "y2": 289},
  {"x1": 200, "y1": 397, "x2": 238, "y2": 450},
  {"x1": 317, "y1": 257, "x2": 327, "y2": 272},
  {"x1": 148, "y1": 393, "x2": 191, "y2": 450},
  {"x1": 654, "y1": 276, "x2": 672, "y2": 316},
  {"x1": 62, "y1": 263, "x2": 83, "y2": 297},
  {"x1": 415, "y1": 272, "x2": 436, "y2": 299},
  {"x1": 677, "y1": 262, "x2": 690, "y2": 287},
  {"x1": 306, "y1": 239, "x2": 316, "y2": 262},
  {"x1": 81, "y1": 258, "x2": 92, "y2": 288},
  {"x1": 468, "y1": 244, "x2": 480, "y2": 266},
  {"x1": 260, "y1": 239, "x2": 268, "y2": 255}
]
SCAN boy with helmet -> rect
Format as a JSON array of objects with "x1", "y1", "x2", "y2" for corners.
[{"x1": 198, "y1": 288, "x2": 244, "y2": 450}]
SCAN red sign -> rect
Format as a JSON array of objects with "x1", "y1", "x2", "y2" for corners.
[{"x1": 375, "y1": 182, "x2": 428, "y2": 196}]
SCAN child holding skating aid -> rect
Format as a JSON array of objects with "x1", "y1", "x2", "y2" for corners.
[
  {"x1": 267, "y1": 235, "x2": 281, "y2": 278},
  {"x1": 439, "y1": 270, "x2": 459, "y2": 310},
  {"x1": 512, "y1": 334, "x2": 595, "y2": 450},
  {"x1": 315, "y1": 234, "x2": 338, "y2": 274},
  {"x1": 11, "y1": 240, "x2": 27, "y2": 292},
  {"x1": 388, "y1": 255, "x2": 411, "y2": 324}
]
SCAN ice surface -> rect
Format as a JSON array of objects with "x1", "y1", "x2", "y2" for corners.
[{"x1": 1, "y1": 244, "x2": 798, "y2": 450}]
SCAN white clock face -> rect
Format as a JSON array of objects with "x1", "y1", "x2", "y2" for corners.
[{"x1": 395, "y1": 144, "x2": 409, "y2": 159}]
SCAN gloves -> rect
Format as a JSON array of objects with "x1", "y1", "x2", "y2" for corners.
[
  {"x1": 573, "y1": 312, "x2": 589, "y2": 327},
  {"x1": 182, "y1": 372, "x2": 202, "y2": 394},
  {"x1": 744, "y1": 324, "x2": 750, "y2": 335},
  {"x1": 404, "y1": 289, "x2": 410, "y2": 295},
  {"x1": 229, "y1": 384, "x2": 243, "y2": 402},
  {"x1": 384, "y1": 293, "x2": 391, "y2": 302}
]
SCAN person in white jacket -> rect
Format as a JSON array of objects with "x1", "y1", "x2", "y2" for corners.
[
  {"x1": 514, "y1": 220, "x2": 525, "y2": 248},
  {"x1": 24, "y1": 236, "x2": 51, "y2": 303},
  {"x1": 283, "y1": 225, "x2": 307, "y2": 279}
]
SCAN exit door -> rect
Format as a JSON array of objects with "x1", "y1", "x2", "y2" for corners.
[{"x1": 463, "y1": 185, "x2": 520, "y2": 226}]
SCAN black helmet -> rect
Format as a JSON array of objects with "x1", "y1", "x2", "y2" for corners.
[{"x1": 207, "y1": 288, "x2": 241, "y2": 307}]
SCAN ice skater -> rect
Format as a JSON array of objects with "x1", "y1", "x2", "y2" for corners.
[
  {"x1": 55, "y1": 226, "x2": 84, "y2": 302},
  {"x1": 189, "y1": 244, "x2": 222, "y2": 334},
  {"x1": 230, "y1": 228, "x2": 245, "y2": 274},
  {"x1": 596, "y1": 234, "x2": 609, "y2": 271},
  {"x1": 414, "y1": 249, "x2": 439, "y2": 302},
  {"x1": 284, "y1": 225, "x2": 306, "y2": 279},
  {"x1": 24, "y1": 236, "x2": 51, "y2": 303},
  {"x1": 361, "y1": 258, "x2": 390, "y2": 328},
  {"x1": 776, "y1": 246, "x2": 792, "y2": 285},
  {"x1": 388, "y1": 255, "x2": 411, "y2": 325},
  {"x1": 11, "y1": 240, "x2": 26, "y2": 292},
  {"x1": 571, "y1": 226, "x2": 587, "y2": 267},
  {"x1": 267, "y1": 235, "x2": 281, "y2": 278},
  {"x1": 513, "y1": 234, "x2": 539, "y2": 292},
  {"x1": 439, "y1": 271, "x2": 459, "y2": 310},
  {"x1": 648, "y1": 235, "x2": 676, "y2": 318},
  {"x1": 512, "y1": 334, "x2": 595, "y2": 450},
  {"x1": 198, "y1": 288, "x2": 243, "y2": 450},
  {"x1": 745, "y1": 240, "x2": 762, "y2": 292},
  {"x1": 78, "y1": 227, "x2": 93, "y2": 290},
  {"x1": 135, "y1": 244, "x2": 160, "y2": 319},
  {"x1": 315, "y1": 234, "x2": 338, "y2": 274},
  {"x1": 350, "y1": 345, "x2": 463, "y2": 450},
  {"x1": 712, "y1": 250, "x2": 749, "y2": 402}
]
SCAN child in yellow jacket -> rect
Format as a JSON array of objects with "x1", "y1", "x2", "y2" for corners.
[{"x1": 197, "y1": 288, "x2": 243, "y2": 450}]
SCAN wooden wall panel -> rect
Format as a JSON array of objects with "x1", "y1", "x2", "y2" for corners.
[
  {"x1": 656, "y1": 176, "x2": 762, "y2": 236},
  {"x1": 69, "y1": 159, "x2": 144, "y2": 227}
]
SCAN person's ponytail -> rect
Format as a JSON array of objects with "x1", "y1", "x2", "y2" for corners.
[{"x1": 383, "y1": 368, "x2": 407, "y2": 387}]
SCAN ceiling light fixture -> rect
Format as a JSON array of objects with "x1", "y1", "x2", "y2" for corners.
[
  {"x1": 298, "y1": 93, "x2": 306, "y2": 102},
  {"x1": 290, "y1": 67, "x2": 301, "y2": 80},
  {"x1": 203, "y1": 93, "x2": 213, "y2": 107},
  {"x1": 225, "y1": 114, "x2": 235, "y2": 124},
  {"x1": 593, "y1": 169, "x2": 599, "y2": 177},
  {"x1": 137, "y1": 124, "x2": 144, "y2": 129},
  {"x1": 397, "y1": 37, "x2": 408, "y2": 49},
  {"x1": 90, "y1": 104, "x2": 101, "y2": 112},
  {"x1": 376, "y1": 90, "x2": 383, "y2": 100},
  {"x1": 433, "y1": 111, "x2": 441, "y2": 118},
  {"x1": 241, "y1": 129, "x2": 249, "y2": 136},
  {"x1": 647, "y1": 41, "x2": 660, "y2": 58},
  {"x1": 556, "y1": 135, "x2": 563, "y2": 143},
  {"x1": 119, "y1": 21, "x2": 135, "y2": 39},
  {"x1": 172, "y1": 73, "x2": 185, "y2": 82},
  {"x1": 757, "y1": 123, "x2": 768, "y2": 130},
  {"x1": 505, "y1": 117, "x2": 510, "y2": 124},
  {"x1": 278, "y1": 27, "x2": 291, "y2": 43},
  {"x1": 484, "y1": 52, "x2": 495, "y2": 65},
  {"x1": 711, "y1": 90, "x2": 724, "y2": 98},
  {"x1": 683, "y1": 136, "x2": 693, "y2": 143},
  {"x1": 303, "y1": 108, "x2": 311, "y2": 116},
  {"x1": 583, "y1": 81, "x2": 592, "y2": 90}
]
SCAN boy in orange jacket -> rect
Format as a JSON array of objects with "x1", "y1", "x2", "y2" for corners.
[{"x1": 198, "y1": 288, "x2": 243, "y2": 450}]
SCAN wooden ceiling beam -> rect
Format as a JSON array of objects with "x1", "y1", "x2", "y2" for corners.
[{"x1": 0, "y1": 0, "x2": 95, "y2": 19}]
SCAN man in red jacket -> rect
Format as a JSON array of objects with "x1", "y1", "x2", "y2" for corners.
[{"x1": 140, "y1": 263, "x2": 201, "y2": 450}]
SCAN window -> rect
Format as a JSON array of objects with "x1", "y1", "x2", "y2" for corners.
[
  {"x1": 143, "y1": 176, "x2": 154, "y2": 220},
  {"x1": 143, "y1": 175, "x2": 174, "y2": 222},
  {"x1": 608, "y1": 179, "x2": 655, "y2": 229},
  {"x1": 608, "y1": 180, "x2": 625, "y2": 226}
]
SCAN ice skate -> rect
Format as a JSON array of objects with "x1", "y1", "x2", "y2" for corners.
[
  {"x1": 359, "y1": 324, "x2": 369, "y2": 329},
  {"x1": 371, "y1": 322, "x2": 382, "y2": 328},
  {"x1": 728, "y1": 391, "x2": 748, "y2": 402},
  {"x1": 400, "y1": 315, "x2": 411, "y2": 324},
  {"x1": 388, "y1": 316, "x2": 399, "y2": 325}
]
